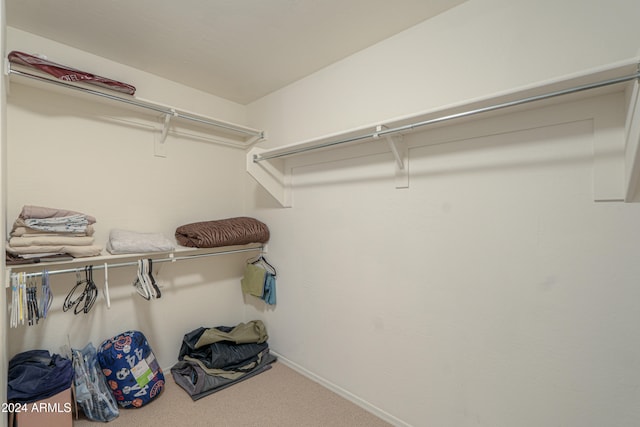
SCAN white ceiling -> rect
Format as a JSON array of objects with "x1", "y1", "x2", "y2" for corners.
[{"x1": 6, "y1": 0, "x2": 466, "y2": 105}]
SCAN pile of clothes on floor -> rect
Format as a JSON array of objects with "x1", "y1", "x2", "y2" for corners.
[
  {"x1": 171, "y1": 320, "x2": 277, "y2": 400},
  {"x1": 6, "y1": 205, "x2": 103, "y2": 264}
]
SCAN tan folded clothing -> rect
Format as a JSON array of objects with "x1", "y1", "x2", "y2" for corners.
[
  {"x1": 9, "y1": 235, "x2": 95, "y2": 247},
  {"x1": 6, "y1": 243, "x2": 103, "y2": 257}
]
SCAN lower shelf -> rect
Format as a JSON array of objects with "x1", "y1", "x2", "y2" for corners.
[{"x1": 4, "y1": 243, "x2": 264, "y2": 285}]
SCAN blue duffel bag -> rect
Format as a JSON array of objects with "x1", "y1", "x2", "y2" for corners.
[{"x1": 97, "y1": 330, "x2": 165, "y2": 408}]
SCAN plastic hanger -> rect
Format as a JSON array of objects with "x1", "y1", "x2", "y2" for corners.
[
  {"x1": 141, "y1": 259, "x2": 151, "y2": 298},
  {"x1": 134, "y1": 260, "x2": 151, "y2": 300},
  {"x1": 19, "y1": 272, "x2": 26, "y2": 325},
  {"x1": 40, "y1": 269, "x2": 53, "y2": 319},
  {"x1": 63, "y1": 266, "x2": 98, "y2": 315},
  {"x1": 10, "y1": 273, "x2": 19, "y2": 328},
  {"x1": 250, "y1": 254, "x2": 277, "y2": 276},
  {"x1": 148, "y1": 259, "x2": 161, "y2": 298},
  {"x1": 81, "y1": 266, "x2": 98, "y2": 314},
  {"x1": 27, "y1": 276, "x2": 39, "y2": 326},
  {"x1": 103, "y1": 262, "x2": 111, "y2": 309}
]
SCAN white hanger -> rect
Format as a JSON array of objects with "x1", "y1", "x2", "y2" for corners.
[
  {"x1": 134, "y1": 260, "x2": 151, "y2": 300},
  {"x1": 103, "y1": 262, "x2": 111, "y2": 309},
  {"x1": 142, "y1": 259, "x2": 157, "y2": 299}
]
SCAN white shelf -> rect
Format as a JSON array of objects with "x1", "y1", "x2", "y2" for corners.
[
  {"x1": 248, "y1": 57, "x2": 640, "y2": 207},
  {"x1": 6, "y1": 63, "x2": 266, "y2": 149},
  {"x1": 5, "y1": 243, "x2": 264, "y2": 285}
]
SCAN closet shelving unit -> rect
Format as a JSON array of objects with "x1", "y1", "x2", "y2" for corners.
[
  {"x1": 5, "y1": 62, "x2": 266, "y2": 149},
  {"x1": 4, "y1": 243, "x2": 265, "y2": 285},
  {"x1": 247, "y1": 57, "x2": 640, "y2": 207},
  {"x1": 3, "y1": 58, "x2": 268, "y2": 285}
]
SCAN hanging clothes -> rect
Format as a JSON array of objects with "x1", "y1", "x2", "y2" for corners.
[
  {"x1": 262, "y1": 272, "x2": 277, "y2": 305},
  {"x1": 241, "y1": 255, "x2": 277, "y2": 305},
  {"x1": 241, "y1": 263, "x2": 266, "y2": 297}
]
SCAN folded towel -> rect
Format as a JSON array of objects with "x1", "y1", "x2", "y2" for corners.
[
  {"x1": 19, "y1": 205, "x2": 96, "y2": 224},
  {"x1": 106, "y1": 229, "x2": 175, "y2": 254},
  {"x1": 175, "y1": 217, "x2": 269, "y2": 248},
  {"x1": 9, "y1": 235, "x2": 95, "y2": 247},
  {"x1": 6, "y1": 243, "x2": 102, "y2": 258},
  {"x1": 25, "y1": 214, "x2": 89, "y2": 233},
  {"x1": 11, "y1": 221, "x2": 95, "y2": 237}
]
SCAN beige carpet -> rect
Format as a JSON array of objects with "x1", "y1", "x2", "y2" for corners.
[{"x1": 73, "y1": 362, "x2": 392, "y2": 426}]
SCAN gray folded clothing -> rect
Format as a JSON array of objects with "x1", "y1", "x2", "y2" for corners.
[{"x1": 107, "y1": 229, "x2": 175, "y2": 254}]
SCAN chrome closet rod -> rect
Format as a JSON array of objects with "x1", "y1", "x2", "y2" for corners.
[
  {"x1": 12, "y1": 246, "x2": 264, "y2": 279},
  {"x1": 253, "y1": 70, "x2": 640, "y2": 162},
  {"x1": 8, "y1": 66, "x2": 264, "y2": 139}
]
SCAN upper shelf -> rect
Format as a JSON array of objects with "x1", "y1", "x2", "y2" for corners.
[
  {"x1": 6, "y1": 62, "x2": 266, "y2": 149},
  {"x1": 252, "y1": 58, "x2": 640, "y2": 162},
  {"x1": 247, "y1": 57, "x2": 640, "y2": 207}
]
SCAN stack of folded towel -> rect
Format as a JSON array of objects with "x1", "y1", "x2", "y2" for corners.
[{"x1": 6, "y1": 205, "x2": 103, "y2": 261}]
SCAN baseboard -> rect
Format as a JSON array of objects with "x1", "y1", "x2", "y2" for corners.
[{"x1": 271, "y1": 350, "x2": 411, "y2": 427}]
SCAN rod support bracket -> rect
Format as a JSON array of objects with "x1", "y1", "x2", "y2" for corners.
[
  {"x1": 160, "y1": 109, "x2": 177, "y2": 144},
  {"x1": 376, "y1": 125, "x2": 409, "y2": 188},
  {"x1": 377, "y1": 125, "x2": 405, "y2": 170}
]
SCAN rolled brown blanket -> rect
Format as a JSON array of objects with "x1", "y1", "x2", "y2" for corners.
[{"x1": 175, "y1": 217, "x2": 269, "y2": 248}]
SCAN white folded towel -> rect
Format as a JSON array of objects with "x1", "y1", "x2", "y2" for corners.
[{"x1": 107, "y1": 229, "x2": 175, "y2": 254}]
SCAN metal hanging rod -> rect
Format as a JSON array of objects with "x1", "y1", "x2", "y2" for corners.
[
  {"x1": 8, "y1": 65, "x2": 264, "y2": 140},
  {"x1": 253, "y1": 69, "x2": 640, "y2": 162},
  {"x1": 10, "y1": 245, "x2": 264, "y2": 279}
]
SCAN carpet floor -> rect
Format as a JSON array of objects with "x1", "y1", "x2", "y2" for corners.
[{"x1": 72, "y1": 361, "x2": 392, "y2": 426}]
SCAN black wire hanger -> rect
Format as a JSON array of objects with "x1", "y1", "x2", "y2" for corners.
[
  {"x1": 63, "y1": 266, "x2": 98, "y2": 315},
  {"x1": 250, "y1": 254, "x2": 277, "y2": 277}
]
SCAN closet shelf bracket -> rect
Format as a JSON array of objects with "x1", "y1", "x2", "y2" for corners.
[
  {"x1": 155, "y1": 109, "x2": 177, "y2": 157},
  {"x1": 245, "y1": 131, "x2": 267, "y2": 147},
  {"x1": 376, "y1": 125, "x2": 409, "y2": 189},
  {"x1": 160, "y1": 109, "x2": 177, "y2": 144}
]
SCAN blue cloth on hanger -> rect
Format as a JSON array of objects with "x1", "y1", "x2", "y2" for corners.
[{"x1": 262, "y1": 272, "x2": 276, "y2": 305}]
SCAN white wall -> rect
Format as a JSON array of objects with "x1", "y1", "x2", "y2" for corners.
[
  {"x1": 4, "y1": 29, "x2": 256, "y2": 369},
  {"x1": 3, "y1": 1, "x2": 640, "y2": 426},
  {"x1": 0, "y1": 2, "x2": 8, "y2": 426},
  {"x1": 245, "y1": 0, "x2": 640, "y2": 426}
]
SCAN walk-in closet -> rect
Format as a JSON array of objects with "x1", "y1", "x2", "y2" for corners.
[{"x1": 2, "y1": 1, "x2": 640, "y2": 426}]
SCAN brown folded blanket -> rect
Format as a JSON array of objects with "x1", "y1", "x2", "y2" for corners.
[{"x1": 175, "y1": 217, "x2": 269, "y2": 248}]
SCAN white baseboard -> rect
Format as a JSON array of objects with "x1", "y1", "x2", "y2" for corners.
[{"x1": 271, "y1": 350, "x2": 411, "y2": 427}]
